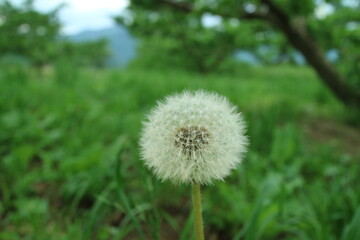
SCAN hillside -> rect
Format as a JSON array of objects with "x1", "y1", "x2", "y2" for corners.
[{"x1": 68, "y1": 25, "x2": 136, "y2": 67}]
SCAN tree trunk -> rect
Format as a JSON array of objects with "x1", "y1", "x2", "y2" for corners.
[
  {"x1": 161, "y1": 0, "x2": 360, "y2": 108},
  {"x1": 262, "y1": 0, "x2": 360, "y2": 108}
]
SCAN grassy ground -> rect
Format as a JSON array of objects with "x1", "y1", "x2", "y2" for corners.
[{"x1": 0, "y1": 63, "x2": 359, "y2": 240}]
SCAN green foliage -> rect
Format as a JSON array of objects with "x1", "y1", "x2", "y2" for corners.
[
  {"x1": 116, "y1": 0, "x2": 283, "y2": 71},
  {"x1": 0, "y1": 0, "x2": 111, "y2": 68},
  {"x1": 117, "y1": 10, "x2": 243, "y2": 73},
  {"x1": 56, "y1": 39, "x2": 111, "y2": 68},
  {"x1": 341, "y1": 207, "x2": 360, "y2": 240},
  {"x1": 0, "y1": 64, "x2": 359, "y2": 239},
  {"x1": 310, "y1": 5, "x2": 360, "y2": 91},
  {"x1": 0, "y1": 0, "x2": 61, "y2": 66},
  {"x1": 276, "y1": 0, "x2": 315, "y2": 16},
  {"x1": 118, "y1": 0, "x2": 360, "y2": 96}
]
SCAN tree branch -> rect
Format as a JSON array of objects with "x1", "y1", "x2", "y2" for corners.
[
  {"x1": 162, "y1": 0, "x2": 193, "y2": 12},
  {"x1": 261, "y1": 0, "x2": 360, "y2": 107},
  {"x1": 241, "y1": 11, "x2": 270, "y2": 20},
  {"x1": 162, "y1": 0, "x2": 269, "y2": 20},
  {"x1": 162, "y1": 0, "x2": 360, "y2": 107},
  {"x1": 261, "y1": 0, "x2": 288, "y2": 23}
]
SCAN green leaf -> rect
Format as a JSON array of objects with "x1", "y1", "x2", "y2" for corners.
[{"x1": 341, "y1": 207, "x2": 360, "y2": 240}]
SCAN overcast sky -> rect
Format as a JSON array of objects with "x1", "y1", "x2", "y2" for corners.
[{"x1": 11, "y1": 0, "x2": 129, "y2": 34}]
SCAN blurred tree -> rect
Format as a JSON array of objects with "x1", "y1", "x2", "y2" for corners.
[
  {"x1": 117, "y1": 10, "x2": 247, "y2": 73},
  {"x1": 0, "y1": 0, "x2": 62, "y2": 67},
  {"x1": 116, "y1": 9, "x2": 271, "y2": 73},
  {"x1": 118, "y1": 0, "x2": 360, "y2": 107},
  {"x1": 56, "y1": 39, "x2": 110, "y2": 68},
  {"x1": 0, "y1": 0, "x2": 111, "y2": 68}
]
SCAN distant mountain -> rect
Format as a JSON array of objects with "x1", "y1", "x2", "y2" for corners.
[{"x1": 68, "y1": 25, "x2": 137, "y2": 67}]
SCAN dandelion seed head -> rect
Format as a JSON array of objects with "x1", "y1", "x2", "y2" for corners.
[
  {"x1": 174, "y1": 126, "x2": 210, "y2": 154},
  {"x1": 140, "y1": 90, "x2": 248, "y2": 185}
]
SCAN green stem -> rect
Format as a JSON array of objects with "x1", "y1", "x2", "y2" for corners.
[{"x1": 192, "y1": 183, "x2": 205, "y2": 240}]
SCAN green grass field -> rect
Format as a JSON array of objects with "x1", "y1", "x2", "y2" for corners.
[{"x1": 1, "y1": 63, "x2": 359, "y2": 240}]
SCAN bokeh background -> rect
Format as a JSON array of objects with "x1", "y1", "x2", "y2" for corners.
[{"x1": 1, "y1": 0, "x2": 360, "y2": 239}]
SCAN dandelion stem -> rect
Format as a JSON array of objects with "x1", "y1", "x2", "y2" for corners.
[{"x1": 192, "y1": 183, "x2": 205, "y2": 240}]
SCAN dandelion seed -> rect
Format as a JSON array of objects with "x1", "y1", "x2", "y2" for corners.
[{"x1": 140, "y1": 90, "x2": 248, "y2": 185}]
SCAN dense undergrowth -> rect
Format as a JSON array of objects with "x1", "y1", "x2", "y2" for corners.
[{"x1": 0, "y1": 63, "x2": 359, "y2": 240}]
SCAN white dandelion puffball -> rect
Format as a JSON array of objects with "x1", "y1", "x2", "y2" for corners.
[{"x1": 140, "y1": 90, "x2": 248, "y2": 185}]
